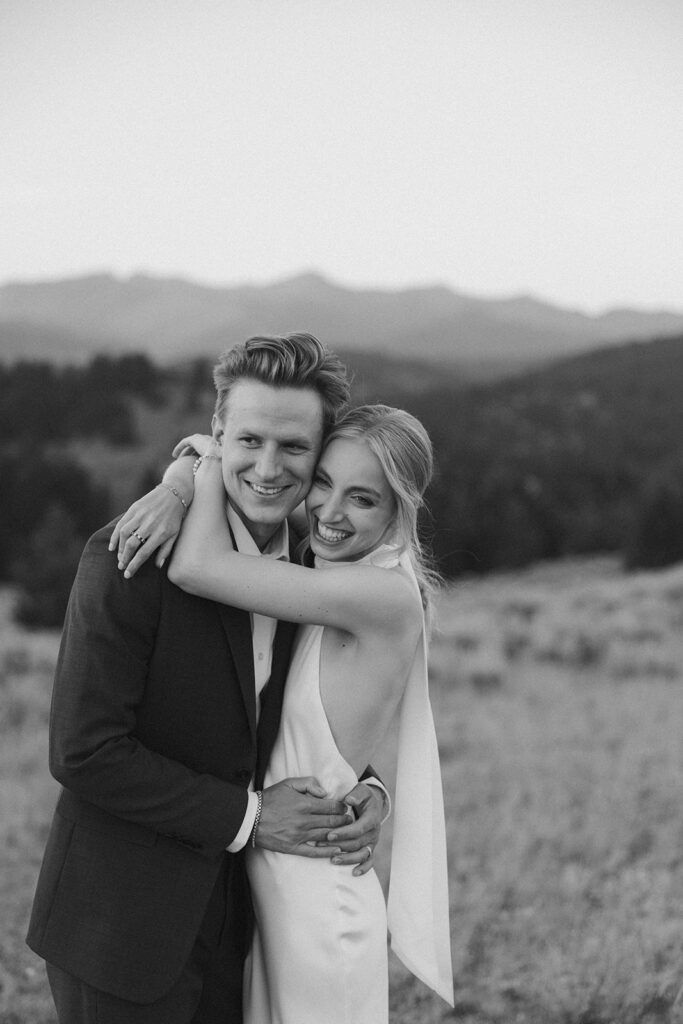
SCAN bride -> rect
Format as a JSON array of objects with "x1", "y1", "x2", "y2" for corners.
[{"x1": 117, "y1": 403, "x2": 453, "y2": 1022}]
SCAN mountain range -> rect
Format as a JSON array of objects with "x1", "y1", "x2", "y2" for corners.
[{"x1": 1, "y1": 271, "x2": 682, "y2": 371}]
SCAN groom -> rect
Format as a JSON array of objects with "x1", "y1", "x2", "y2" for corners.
[{"x1": 27, "y1": 333, "x2": 385, "y2": 1024}]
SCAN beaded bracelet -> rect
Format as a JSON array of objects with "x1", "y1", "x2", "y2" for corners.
[
  {"x1": 159, "y1": 482, "x2": 189, "y2": 515},
  {"x1": 251, "y1": 790, "x2": 263, "y2": 848},
  {"x1": 192, "y1": 454, "x2": 221, "y2": 476}
]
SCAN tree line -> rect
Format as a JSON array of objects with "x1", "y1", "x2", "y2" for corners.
[{"x1": 3, "y1": 338, "x2": 683, "y2": 626}]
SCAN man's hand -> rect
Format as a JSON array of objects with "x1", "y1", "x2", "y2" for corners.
[
  {"x1": 256, "y1": 777, "x2": 350, "y2": 857},
  {"x1": 327, "y1": 782, "x2": 385, "y2": 876}
]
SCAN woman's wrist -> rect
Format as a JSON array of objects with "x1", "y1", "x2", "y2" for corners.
[
  {"x1": 160, "y1": 455, "x2": 195, "y2": 505},
  {"x1": 192, "y1": 453, "x2": 222, "y2": 476},
  {"x1": 157, "y1": 481, "x2": 190, "y2": 515}
]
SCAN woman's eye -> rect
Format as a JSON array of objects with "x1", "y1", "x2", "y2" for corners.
[{"x1": 353, "y1": 495, "x2": 373, "y2": 508}]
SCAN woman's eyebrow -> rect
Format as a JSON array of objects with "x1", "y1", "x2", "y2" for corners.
[
  {"x1": 347, "y1": 484, "x2": 382, "y2": 499},
  {"x1": 314, "y1": 468, "x2": 382, "y2": 500}
]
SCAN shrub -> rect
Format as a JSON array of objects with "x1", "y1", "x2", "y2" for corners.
[
  {"x1": 625, "y1": 466, "x2": 683, "y2": 570},
  {"x1": 12, "y1": 504, "x2": 85, "y2": 628}
]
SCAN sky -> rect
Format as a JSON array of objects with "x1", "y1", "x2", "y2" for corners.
[{"x1": 1, "y1": 0, "x2": 682, "y2": 313}]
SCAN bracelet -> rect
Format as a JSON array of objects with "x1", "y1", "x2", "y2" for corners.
[
  {"x1": 251, "y1": 790, "x2": 263, "y2": 848},
  {"x1": 192, "y1": 454, "x2": 221, "y2": 476},
  {"x1": 159, "y1": 482, "x2": 189, "y2": 515}
]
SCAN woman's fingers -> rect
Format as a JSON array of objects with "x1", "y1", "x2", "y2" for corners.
[
  {"x1": 171, "y1": 433, "x2": 214, "y2": 458},
  {"x1": 120, "y1": 539, "x2": 158, "y2": 577},
  {"x1": 117, "y1": 520, "x2": 149, "y2": 565},
  {"x1": 109, "y1": 506, "x2": 138, "y2": 552},
  {"x1": 119, "y1": 516, "x2": 182, "y2": 577},
  {"x1": 332, "y1": 844, "x2": 375, "y2": 875},
  {"x1": 288, "y1": 776, "x2": 328, "y2": 798},
  {"x1": 155, "y1": 537, "x2": 176, "y2": 569},
  {"x1": 171, "y1": 437, "x2": 196, "y2": 458},
  {"x1": 109, "y1": 520, "x2": 121, "y2": 550}
]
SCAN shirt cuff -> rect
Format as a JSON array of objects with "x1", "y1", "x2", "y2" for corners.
[
  {"x1": 363, "y1": 777, "x2": 392, "y2": 823},
  {"x1": 227, "y1": 789, "x2": 258, "y2": 852}
]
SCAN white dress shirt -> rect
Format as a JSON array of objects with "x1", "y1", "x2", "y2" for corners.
[{"x1": 226, "y1": 505, "x2": 290, "y2": 852}]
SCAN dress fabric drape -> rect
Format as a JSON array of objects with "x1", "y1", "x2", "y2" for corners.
[{"x1": 243, "y1": 545, "x2": 453, "y2": 1024}]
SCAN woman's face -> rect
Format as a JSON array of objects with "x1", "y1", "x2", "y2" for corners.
[{"x1": 305, "y1": 437, "x2": 397, "y2": 561}]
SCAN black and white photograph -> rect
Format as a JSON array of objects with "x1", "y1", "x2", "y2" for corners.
[{"x1": 2, "y1": 2, "x2": 683, "y2": 1022}]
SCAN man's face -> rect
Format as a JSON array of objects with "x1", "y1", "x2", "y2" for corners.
[{"x1": 212, "y1": 379, "x2": 324, "y2": 549}]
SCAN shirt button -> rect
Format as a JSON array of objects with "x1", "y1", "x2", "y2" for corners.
[{"x1": 257, "y1": 652, "x2": 264, "y2": 660}]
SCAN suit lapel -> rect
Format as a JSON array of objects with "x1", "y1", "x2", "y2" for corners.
[{"x1": 216, "y1": 602, "x2": 257, "y2": 742}]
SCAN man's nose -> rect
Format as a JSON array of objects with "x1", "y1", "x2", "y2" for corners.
[{"x1": 254, "y1": 446, "x2": 281, "y2": 479}]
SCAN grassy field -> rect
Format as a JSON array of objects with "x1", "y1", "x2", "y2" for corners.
[{"x1": 4, "y1": 557, "x2": 683, "y2": 1023}]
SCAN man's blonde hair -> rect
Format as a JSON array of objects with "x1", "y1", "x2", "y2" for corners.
[{"x1": 213, "y1": 333, "x2": 349, "y2": 432}]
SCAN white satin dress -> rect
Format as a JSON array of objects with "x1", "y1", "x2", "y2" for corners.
[{"x1": 243, "y1": 621, "x2": 389, "y2": 1024}]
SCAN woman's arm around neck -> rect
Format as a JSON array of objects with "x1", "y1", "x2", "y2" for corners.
[{"x1": 168, "y1": 458, "x2": 418, "y2": 639}]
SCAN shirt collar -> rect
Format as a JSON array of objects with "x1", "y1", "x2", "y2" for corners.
[{"x1": 226, "y1": 503, "x2": 290, "y2": 561}]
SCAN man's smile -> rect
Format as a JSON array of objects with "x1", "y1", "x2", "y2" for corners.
[{"x1": 246, "y1": 481, "x2": 289, "y2": 497}]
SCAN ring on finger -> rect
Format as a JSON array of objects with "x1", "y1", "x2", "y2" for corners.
[
  {"x1": 363, "y1": 844, "x2": 373, "y2": 862},
  {"x1": 133, "y1": 531, "x2": 146, "y2": 544}
]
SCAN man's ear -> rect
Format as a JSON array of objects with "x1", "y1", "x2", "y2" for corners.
[{"x1": 211, "y1": 413, "x2": 223, "y2": 442}]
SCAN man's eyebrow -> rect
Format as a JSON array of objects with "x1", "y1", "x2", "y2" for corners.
[{"x1": 285, "y1": 435, "x2": 315, "y2": 447}]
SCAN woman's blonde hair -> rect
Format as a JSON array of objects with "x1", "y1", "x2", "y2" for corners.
[{"x1": 326, "y1": 404, "x2": 440, "y2": 613}]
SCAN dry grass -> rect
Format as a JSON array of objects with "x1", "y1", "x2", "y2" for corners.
[
  {"x1": 0, "y1": 591, "x2": 60, "y2": 1023},
  {"x1": 5, "y1": 557, "x2": 683, "y2": 1022},
  {"x1": 389, "y1": 557, "x2": 683, "y2": 1023}
]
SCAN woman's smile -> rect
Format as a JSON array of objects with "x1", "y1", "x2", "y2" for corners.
[
  {"x1": 314, "y1": 519, "x2": 353, "y2": 545},
  {"x1": 306, "y1": 438, "x2": 397, "y2": 562}
]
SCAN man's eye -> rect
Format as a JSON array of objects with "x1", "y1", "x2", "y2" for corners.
[
  {"x1": 285, "y1": 444, "x2": 307, "y2": 454},
  {"x1": 240, "y1": 437, "x2": 259, "y2": 447},
  {"x1": 313, "y1": 474, "x2": 329, "y2": 487}
]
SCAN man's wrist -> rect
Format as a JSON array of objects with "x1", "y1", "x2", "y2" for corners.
[
  {"x1": 251, "y1": 790, "x2": 263, "y2": 847},
  {"x1": 226, "y1": 790, "x2": 258, "y2": 852}
]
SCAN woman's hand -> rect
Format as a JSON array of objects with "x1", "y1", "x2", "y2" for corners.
[
  {"x1": 171, "y1": 433, "x2": 217, "y2": 459},
  {"x1": 109, "y1": 484, "x2": 186, "y2": 578},
  {"x1": 325, "y1": 783, "x2": 386, "y2": 876}
]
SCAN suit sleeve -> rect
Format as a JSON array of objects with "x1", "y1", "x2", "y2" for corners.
[
  {"x1": 49, "y1": 527, "x2": 248, "y2": 857},
  {"x1": 360, "y1": 767, "x2": 392, "y2": 821}
]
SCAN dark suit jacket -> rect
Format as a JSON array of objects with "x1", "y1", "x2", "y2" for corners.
[{"x1": 27, "y1": 521, "x2": 296, "y2": 1004}]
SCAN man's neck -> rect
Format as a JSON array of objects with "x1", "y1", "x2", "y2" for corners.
[{"x1": 227, "y1": 499, "x2": 281, "y2": 552}]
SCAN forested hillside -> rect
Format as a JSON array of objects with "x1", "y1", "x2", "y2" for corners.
[
  {"x1": 3, "y1": 335, "x2": 683, "y2": 625},
  {"x1": 409, "y1": 333, "x2": 683, "y2": 574}
]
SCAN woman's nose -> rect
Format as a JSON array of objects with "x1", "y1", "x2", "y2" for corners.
[{"x1": 319, "y1": 493, "x2": 344, "y2": 521}]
